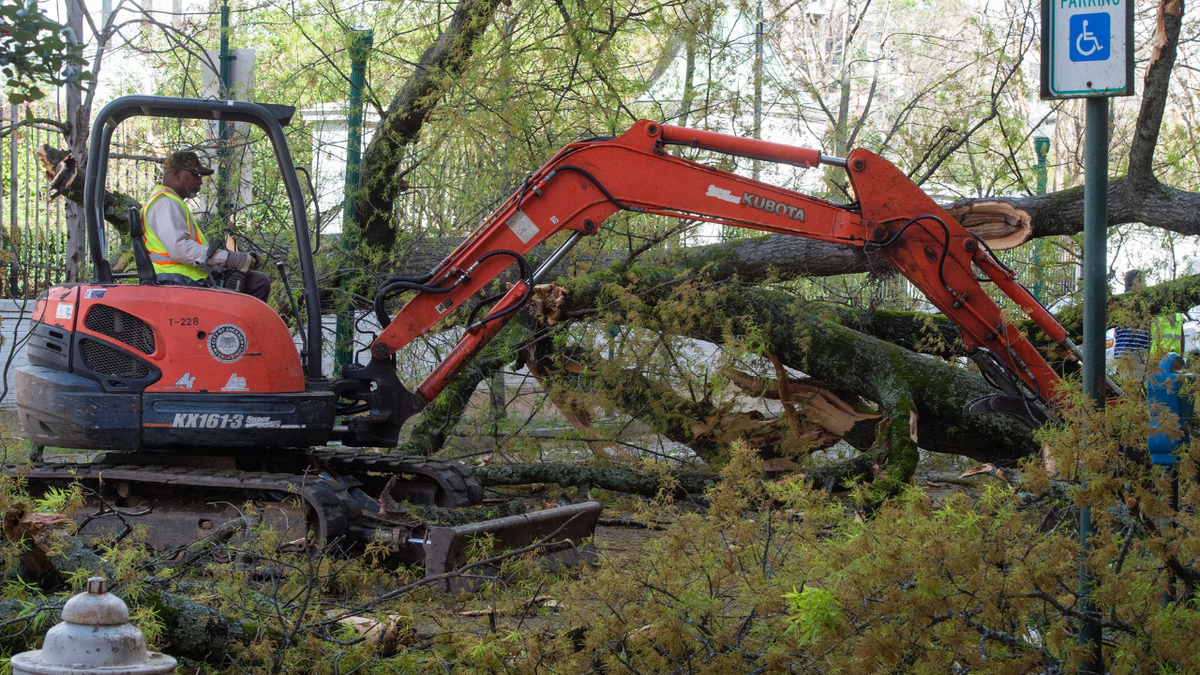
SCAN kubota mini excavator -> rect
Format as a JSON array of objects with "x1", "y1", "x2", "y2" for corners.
[{"x1": 11, "y1": 96, "x2": 1087, "y2": 567}]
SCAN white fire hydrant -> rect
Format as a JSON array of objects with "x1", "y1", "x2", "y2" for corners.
[{"x1": 10, "y1": 577, "x2": 177, "y2": 675}]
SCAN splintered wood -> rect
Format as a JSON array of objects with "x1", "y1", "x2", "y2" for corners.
[
  {"x1": 2, "y1": 507, "x2": 75, "y2": 579},
  {"x1": 724, "y1": 369, "x2": 879, "y2": 441}
]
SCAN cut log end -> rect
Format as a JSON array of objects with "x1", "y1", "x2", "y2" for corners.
[{"x1": 946, "y1": 200, "x2": 1032, "y2": 250}]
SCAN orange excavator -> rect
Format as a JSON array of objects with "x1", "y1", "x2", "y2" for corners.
[{"x1": 12, "y1": 96, "x2": 1084, "y2": 564}]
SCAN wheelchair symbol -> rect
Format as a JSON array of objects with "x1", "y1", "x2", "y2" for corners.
[
  {"x1": 1076, "y1": 21, "x2": 1102, "y2": 56},
  {"x1": 1069, "y1": 13, "x2": 1110, "y2": 63}
]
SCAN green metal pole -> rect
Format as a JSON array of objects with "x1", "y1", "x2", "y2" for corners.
[
  {"x1": 335, "y1": 29, "x2": 374, "y2": 373},
  {"x1": 342, "y1": 29, "x2": 372, "y2": 233},
  {"x1": 1031, "y1": 135, "x2": 1050, "y2": 302},
  {"x1": 1034, "y1": 136, "x2": 1050, "y2": 195},
  {"x1": 216, "y1": 0, "x2": 233, "y2": 227},
  {"x1": 9, "y1": 103, "x2": 19, "y2": 297},
  {"x1": 1078, "y1": 94, "x2": 1108, "y2": 674}
]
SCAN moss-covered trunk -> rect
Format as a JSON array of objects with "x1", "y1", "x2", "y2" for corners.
[{"x1": 556, "y1": 265, "x2": 1038, "y2": 467}]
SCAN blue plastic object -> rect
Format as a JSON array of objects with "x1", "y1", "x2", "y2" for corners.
[{"x1": 1147, "y1": 352, "x2": 1194, "y2": 465}]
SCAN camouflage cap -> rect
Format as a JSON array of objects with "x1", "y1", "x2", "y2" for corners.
[{"x1": 163, "y1": 151, "x2": 214, "y2": 176}]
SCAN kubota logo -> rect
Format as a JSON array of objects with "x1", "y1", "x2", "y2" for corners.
[{"x1": 742, "y1": 192, "x2": 805, "y2": 221}]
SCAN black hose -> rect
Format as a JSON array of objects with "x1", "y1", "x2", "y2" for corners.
[
  {"x1": 552, "y1": 165, "x2": 646, "y2": 213},
  {"x1": 373, "y1": 271, "x2": 462, "y2": 328},
  {"x1": 865, "y1": 214, "x2": 953, "y2": 294},
  {"x1": 463, "y1": 250, "x2": 534, "y2": 331},
  {"x1": 373, "y1": 250, "x2": 533, "y2": 332}
]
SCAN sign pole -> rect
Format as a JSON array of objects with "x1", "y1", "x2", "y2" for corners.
[
  {"x1": 1041, "y1": 0, "x2": 1132, "y2": 668},
  {"x1": 1078, "y1": 94, "x2": 1108, "y2": 674}
]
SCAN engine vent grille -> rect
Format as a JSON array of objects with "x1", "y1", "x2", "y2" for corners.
[
  {"x1": 80, "y1": 339, "x2": 150, "y2": 379},
  {"x1": 85, "y1": 304, "x2": 155, "y2": 355}
]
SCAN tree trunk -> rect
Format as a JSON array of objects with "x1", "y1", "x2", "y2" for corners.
[
  {"x1": 473, "y1": 463, "x2": 719, "y2": 498},
  {"x1": 553, "y1": 264, "x2": 1039, "y2": 466},
  {"x1": 353, "y1": 0, "x2": 502, "y2": 250},
  {"x1": 62, "y1": 0, "x2": 87, "y2": 281},
  {"x1": 37, "y1": 146, "x2": 138, "y2": 234}
]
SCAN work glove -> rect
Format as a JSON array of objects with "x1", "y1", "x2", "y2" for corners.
[
  {"x1": 225, "y1": 250, "x2": 254, "y2": 274},
  {"x1": 249, "y1": 252, "x2": 262, "y2": 270}
]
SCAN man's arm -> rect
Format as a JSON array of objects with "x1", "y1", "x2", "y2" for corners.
[{"x1": 144, "y1": 198, "x2": 229, "y2": 267}]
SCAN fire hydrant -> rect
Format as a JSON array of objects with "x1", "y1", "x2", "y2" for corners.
[{"x1": 10, "y1": 577, "x2": 177, "y2": 675}]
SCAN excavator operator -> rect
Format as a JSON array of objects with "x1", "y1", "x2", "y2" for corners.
[{"x1": 142, "y1": 151, "x2": 271, "y2": 301}]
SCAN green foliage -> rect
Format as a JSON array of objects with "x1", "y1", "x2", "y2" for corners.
[
  {"x1": 783, "y1": 585, "x2": 844, "y2": 645},
  {"x1": 0, "y1": 0, "x2": 88, "y2": 104},
  {"x1": 30, "y1": 486, "x2": 75, "y2": 514}
]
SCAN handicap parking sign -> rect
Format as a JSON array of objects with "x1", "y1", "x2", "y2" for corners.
[
  {"x1": 1041, "y1": 0, "x2": 1132, "y2": 98},
  {"x1": 1069, "y1": 13, "x2": 1109, "y2": 62}
]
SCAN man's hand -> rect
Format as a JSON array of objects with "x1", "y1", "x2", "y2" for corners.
[{"x1": 225, "y1": 251, "x2": 254, "y2": 274}]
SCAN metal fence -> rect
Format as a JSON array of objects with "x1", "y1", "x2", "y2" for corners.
[
  {"x1": 1, "y1": 103, "x2": 160, "y2": 300},
  {"x1": 2, "y1": 102, "x2": 68, "y2": 299}
]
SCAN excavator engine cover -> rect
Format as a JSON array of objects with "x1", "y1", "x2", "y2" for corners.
[{"x1": 16, "y1": 284, "x2": 335, "y2": 451}]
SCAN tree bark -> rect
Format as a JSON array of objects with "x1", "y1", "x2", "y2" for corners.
[
  {"x1": 37, "y1": 146, "x2": 138, "y2": 234},
  {"x1": 353, "y1": 0, "x2": 502, "y2": 250},
  {"x1": 1054, "y1": 273, "x2": 1200, "y2": 335},
  {"x1": 554, "y1": 264, "x2": 1038, "y2": 465},
  {"x1": 473, "y1": 463, "x2": 719, "y2": 498},
  {"x1": 62, "y1": 0, "x2": 86, "y2": 282}
]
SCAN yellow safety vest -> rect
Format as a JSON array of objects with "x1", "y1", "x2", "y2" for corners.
[
  {"x1": 141, "y1": 186, "x2": 209, "y2": 281},
  {"x1": 1152, "y1": 313, "x2": 1185, "y2": 356}
]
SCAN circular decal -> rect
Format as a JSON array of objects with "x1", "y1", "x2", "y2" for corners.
[{"x1": 208, "y1": 324, "x2": 247, "y2": 363}]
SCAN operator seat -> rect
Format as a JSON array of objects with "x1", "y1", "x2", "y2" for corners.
[{"x1": 126, "y1": 207, "x2": 158, "y2": 285}]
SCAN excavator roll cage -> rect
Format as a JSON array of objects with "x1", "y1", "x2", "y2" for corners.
[
  {"x1": 344, "y1": 119, "x2": 1098, "y2": 445},
  {"x1": 84, "y1": 96, "x2": 326, "y2": 380}
]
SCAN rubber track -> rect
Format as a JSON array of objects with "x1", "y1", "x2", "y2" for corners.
[
  {"x1": 308, "y1": 449, "x2": 483, "y2": 507},
  {"x1": 12, "y1": 452, "x2": 483, "y2": 541},
  {"x1": 21, "y1": 460, "x2": 362, "y2": 542}
]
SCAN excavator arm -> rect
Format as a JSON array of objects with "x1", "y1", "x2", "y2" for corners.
[{"x1": 332, "y1": 120, "x2": 1088, "y2": 446}]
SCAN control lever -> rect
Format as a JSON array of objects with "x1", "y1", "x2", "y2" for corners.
[
  {"x1": 223, "y1": 271, "x2": 247, "y2": 292},
  {"x1": 276, "y1": 261, "x2": 308, "y2": 363}
]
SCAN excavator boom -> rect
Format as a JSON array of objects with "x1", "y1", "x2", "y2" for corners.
[{"x1": 354, "y1": 120, "x2": 1079, "y2": 440}]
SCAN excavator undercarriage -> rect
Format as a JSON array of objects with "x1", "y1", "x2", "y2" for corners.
[{"x1": 12, "y1": 448, "x2": 601, "y2": 588}]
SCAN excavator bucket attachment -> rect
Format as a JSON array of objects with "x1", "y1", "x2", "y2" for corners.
[{"x1": 422, "y1": 501, "x2": 602, "y2": 592}]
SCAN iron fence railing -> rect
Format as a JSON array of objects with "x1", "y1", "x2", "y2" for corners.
[
  {"x1": 1, "y1": 103, "x2": 161, "y2": 299},
  {"x1": 2, "y1": 102, "x2": 69, "y2": 298}
]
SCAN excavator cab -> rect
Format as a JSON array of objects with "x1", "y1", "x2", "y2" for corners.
[{"x1": 16, "y1": 96, "x2": 335, "y2": 452}]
